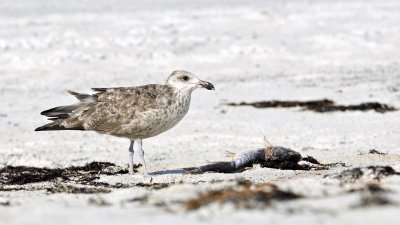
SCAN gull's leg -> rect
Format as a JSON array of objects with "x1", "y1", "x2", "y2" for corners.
[
  {"x1": 137, "y1": 139, "x2": 149, "y2": 175},
  {"x1": 128, "y1": 140, "x2": 135, "y2": 175}
]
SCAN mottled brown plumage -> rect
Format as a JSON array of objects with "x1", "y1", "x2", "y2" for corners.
[{"x1": 61, "y1": 85, "x2": 189, "y2": 139}]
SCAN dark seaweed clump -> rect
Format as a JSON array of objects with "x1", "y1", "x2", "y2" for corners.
[
  {"x1": 368, "y1": 149, "x2": 387, "y2": 155},
  {"x1": 350, "y1": 184, "x2": 395, "y2": 208},
  {"x1": 46, "y1": 184, "x2": 111, "y2": 194},
  {"x1": 226, "y1": 99, "x2": 396, "y2": 113},
  {"x1": 331, "y1": 166, "x2": 399, "y2": 183},
  {"x1": 0, "y1": 162, "x2": 174, "y2": 194},
  {"x1": 185, "y1": 180, "x2": 300, "y2": 210},
  {"x1": 0, "y1": 162, "x2": 130, "y2": 186}
]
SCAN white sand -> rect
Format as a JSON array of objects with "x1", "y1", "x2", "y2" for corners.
[{"x1": 1, "y1": 0, "x2": 400, "y2": 224}]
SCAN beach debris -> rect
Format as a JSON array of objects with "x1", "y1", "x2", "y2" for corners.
[
  {"x1": 134, "y1": 182, "x2": 171, "y2": 190},
  {"x1": 0, "y1": 166, "x2": 66, "y2": 185},
  {"x1": 352, "y1": 184, "x2": 395, "y2": 207},
  {"x1": 46, "y1": 184, "x2": 111, "y2": 194},
  {"x1": 331, "y1": 166, "x2": 400, "y2": 183},
  {"x1": 186, "y1": 138, "x2": 335, "y2": 174},
  {"x1": 0, "y1": 197, "x2": 10, "y2": 206},
  {"x1": 128, "y1": 195, "x2": 149, "y2": 204},
  {"x1": 0, "y1": 162, "x2": 130, "y2": 186},
  {"x1": 0, "y1": 162, "x2": 173, "y2": 193},
  {"x1": 225, "y1": 99, "x2": 396, "y2": 113},
  {"x1": 88, "y1": 196, "x2": 111, "y2": 206},
  {"x1": 368, "y1": 149, "x2": 387, "y2": 155},
  {"x1": 185, "y1": 180, "x2": 300, "y2": 210}
]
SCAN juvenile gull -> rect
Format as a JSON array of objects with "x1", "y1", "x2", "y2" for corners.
[{"x1": 35, "y1": 70, "x2": 214, "y2": 175}]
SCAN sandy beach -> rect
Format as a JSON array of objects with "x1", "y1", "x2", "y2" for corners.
[{"x1": 1, "y1": 0, "x2": 400, "y2": 224}]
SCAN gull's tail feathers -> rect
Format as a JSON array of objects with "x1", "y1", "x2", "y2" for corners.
[
  {"x1": 68, "y1": 90, "x2": 97, "y2": 103},
  {"x1": 35, "y1": 90, "x2": 93, "y2": 131}
]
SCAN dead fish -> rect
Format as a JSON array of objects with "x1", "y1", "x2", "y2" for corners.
[{"x1": 186, "y1": 137, "x2": 332, "y2": 174}]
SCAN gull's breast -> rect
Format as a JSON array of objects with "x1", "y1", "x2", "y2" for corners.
[{"x1": 121, "y1": 94, "x2": 191, "y2": 139}]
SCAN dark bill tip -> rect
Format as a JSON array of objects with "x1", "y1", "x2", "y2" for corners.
[{"x1": 200, "y1": 81, "x2": 215, "y2": 90}]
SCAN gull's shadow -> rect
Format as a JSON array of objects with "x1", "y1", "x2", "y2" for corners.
[{"x1": 150, "y1": 168, "x2": 188, "y2": 176}]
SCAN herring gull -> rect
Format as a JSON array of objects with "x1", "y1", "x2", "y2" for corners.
[{"x1": 35, "y1": 70, "x2": 215, "y2": 175}]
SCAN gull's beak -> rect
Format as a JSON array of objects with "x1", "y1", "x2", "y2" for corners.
[{"x1": 198, "y1": 80, "x2": 215, "y2": 90}]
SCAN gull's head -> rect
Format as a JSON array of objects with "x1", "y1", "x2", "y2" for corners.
[{"x1": 166, "y1": 70, "x2": 214, "y2": 92}]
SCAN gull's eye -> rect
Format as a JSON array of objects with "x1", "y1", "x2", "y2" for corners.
[{"x1": 181, "y1": 76, "x2": 190, "y2": 81}]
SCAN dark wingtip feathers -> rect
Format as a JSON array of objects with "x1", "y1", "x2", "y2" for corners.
[
  {"x1": 40, "y1": 106, "x2": 71, "y2": 118},
  {"x1": 34, "y1": 126, "x2": 45, "y2": 131},
  {"x1": 35, "y1": 122, "x2": 84, "y2": 132}
]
